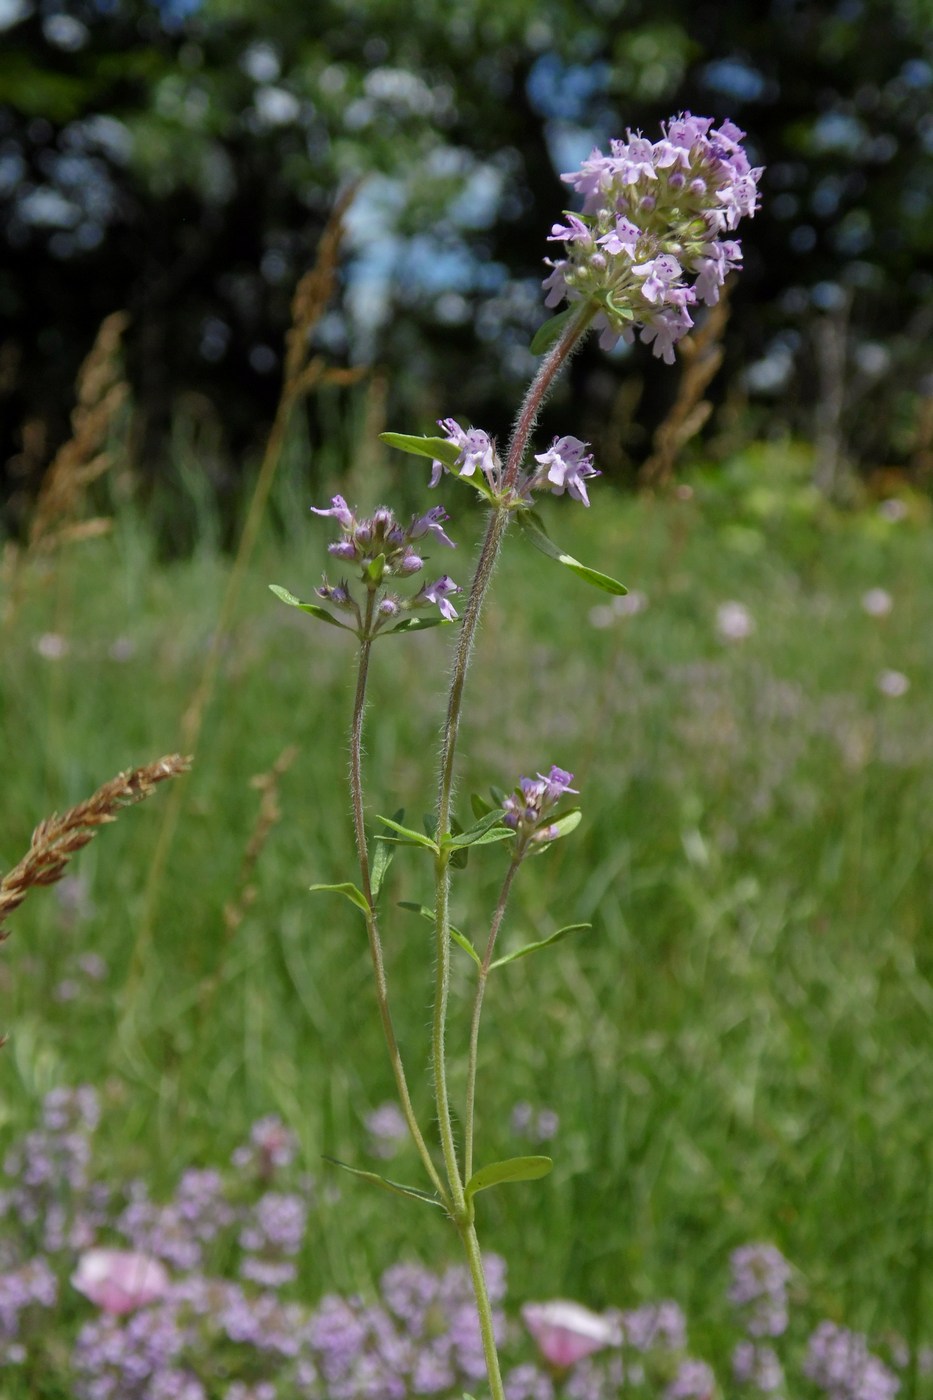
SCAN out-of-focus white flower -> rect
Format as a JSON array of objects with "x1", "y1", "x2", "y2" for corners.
[
  {"x1": 716, "y1": 601, "x2": 755, "y2": 643},
  {"x1": 589, "y1": 590, "x2": 649, "y2": 628},
  {"x1": 861, "y1": 588, "x2": 893, "y2": 618},
  {"x1": 72, "y1": 1249, "x2": 170, "y2": 1314},
  {"x1": 877, "y1": 669, "x2": 909, "y2": 698},
  {"x1": 522, "y1": 1299, "x2": 620, "y2": 1369},
  {"x1": 35, "y1": 632, "x2": 69, "y2": 659}
]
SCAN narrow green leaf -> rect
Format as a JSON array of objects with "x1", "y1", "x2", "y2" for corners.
[
  {"x1": 376, "y1": 815, "x2": 439, "y2": 852},
  {"x1": 269, "y1": 585, "x2": 354, "y2": 629},
  {"x1": 515, "y1": 512, "x2": 628, "y2": 596},
  {"x1": 323, "y1": 1157, "x2": 443, "y2": 1208},
  {"x1": 490, "y1": 922, "x2": 592, "y2": 969},
  {"x1": 386, "y1": 616, "x2": 450, "y2": 634},
  {"x1": 398, "y1": 903, "x2": 480, "y2": 965},
  {"x1": 371, "y1": 811, "x2": 402, "y2": 903},
  {"x1": 379, "y1": 432, "x2": 496, "y2": 501},
  {"x1": 530, "y1": 306, "x2": 577, "y2": 356},
  {"x1": 380, "y1": 432, "x2": 461, "y2": 468},
  {"x1": 450, "y1": 926, "x2": 482, "y2": 965},
  {"x1": 528, "y1": 809, "x2": 583, "y2": 854},
  {"x1": 465, "y1": 1155, "x2": 553, "y2": 1201},
  {"x1": 308, "y1": 882, "x2": 371, "y2": 915},
  {"x1": 364, "y1": 553, "x2": 386, "y2": 584},
  {"x1": 445, "y1": 810, "x2": 508, "y2": 849},
  {"x1": 470, "y1": 793, "x2": 494, "y2": 820},
  {"x1": 457, "y1": 827, "x2": 514, "y2": 849}
]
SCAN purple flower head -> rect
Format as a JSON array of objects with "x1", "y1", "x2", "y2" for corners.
[
  {"x1": 544, "y1": 114, "x2": 762, "y2": 360},
  {"x1": 365, "y1": 1102, "x2": 408, "y2": 1159},
  {"x1": 502, "y1": 764, "x2": 578, "y2": 851},
  {"x1": 432, "y1": 419, "x2": 498, "y2": 489},
  {"x1": 409, "y1": 504, "x2": 456, "y2": 549},
  {"x1": 733, "y1": 1341, "x2": 785, "y2": 1393},
  {"x1": 316, "y1": 576, "x2": 356, "y2": 612},
  {"x1": 417, "y1": 575, "x2": 462, "y2": 621},
  {"x1": 539, "y1": 766, "x2": 578, "y2": 802},
  {"x1": 310, "y1": 494, "x2": 354, "y2": 529},
  {"x1": 729, "y1": 1244, "x2": 792, "y2": 1337},
  {"x1": 531, "y1": 437, "x2": 600, "y2": 507},
  {"x1": 666, "y1": 1358, "x2": 716, "y2": 1400},
  {"x1": 804, "y1": 1321, "x2": 900, "y2": 1400}
]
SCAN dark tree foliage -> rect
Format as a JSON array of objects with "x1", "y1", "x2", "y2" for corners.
[{"x1": 1, "y1": 0, "x2": 931, "y2": 533}]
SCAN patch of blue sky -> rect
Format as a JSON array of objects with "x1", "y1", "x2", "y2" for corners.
[
  {"x1": 527, "y1": 53, "x2": 611, "y2": 122},
  {"x1": 701, "y1": 58, "x2": 768, "y2": 103}
]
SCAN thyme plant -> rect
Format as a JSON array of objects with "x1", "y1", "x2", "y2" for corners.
[{"x1": 272, "y1": 113, "x2": 762, "y2": 1400}]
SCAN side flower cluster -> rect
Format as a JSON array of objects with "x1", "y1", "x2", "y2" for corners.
[
  {"x1": 544, "y1": 113, "x2": 763, "y2": 361},
  {"x1": 311, "y1": 496, "x2": 462, "y2": 629},
  {"x1": 430, "y1": 421, "x2": 600, "y2": 508},
  {"x1": 502, "y1": 766, "x2": 578, "y2": 854}
]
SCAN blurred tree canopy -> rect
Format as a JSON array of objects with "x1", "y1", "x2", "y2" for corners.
[{"x1": 1, "y1": 0, "x2": 932, "y2": 533}]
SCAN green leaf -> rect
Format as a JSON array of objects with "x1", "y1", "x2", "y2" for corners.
[
  {"x1": 398, "y1": 903, "x2": 480, "y2": 965},
  {"x1": 364, "y1": 553, "x2": 386, "y2": 584},
  {"x1": 323, "y1": 1157, "x2": 443, "y2": 1208},
  {"x1": 470, "y1": 793, "x2": 495, "y2": 820},
  {"x1": 530, "y1": 306, "x2": 578, "y2": 356},
  {"x1": 461, "y1": 827, "x2": 515, "y2": 848},
  {"x1": 379, "y1": 432, "x2": 496, "y2": 501},
  {"x1": 465, "y1": 1155, "x2": 553, "y2": 1201},
  {"x1": 308, "y1": 882, "x2": 371, "y2": 915},
  {"x1": 490, "y1": 922, "x2": 592, "y2": 969},
  {"x1": 370, "y1": 812, "x2": 402, "y2": 903},
  {"x1": 516, "y1": 512, "x2": 628, "y2": 596},
  {"x1": 444, "y1": 810, "x2": 508, "y2": 850},
  {"x1": 376, "y1": 816, "x2": 439, "y2": 852},
  {"x1": 269, "y1": 585, "x2": 354, "y2": 630},
  {"x1": 386, "y1": 616, "x2": 450, "y2": 634},
  {"x1": 450, "y1": 926, "x2": 482, "y2": 964},
  {"x1": 529, "y1": 809, "x2": 583, "y2": 852},
  {"x1": 380, "y1": 432, "x2": 461, "y2": 468}
]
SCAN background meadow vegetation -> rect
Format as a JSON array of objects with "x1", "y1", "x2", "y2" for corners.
[{"x1": 2, "y1": 408, "x2": 932, "y2": 1378}]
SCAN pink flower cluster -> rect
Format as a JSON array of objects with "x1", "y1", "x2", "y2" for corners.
[
  {"x1": 431, "y1": 420, "x2": 601, "y2": 508},
  {"x1": 544, "y1": 113, "x2": 763, "y2": 362}
]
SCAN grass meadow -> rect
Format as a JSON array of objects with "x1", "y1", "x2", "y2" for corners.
[{"x1": 2, "y1": 434, "x2": 932, "y2": 1387}]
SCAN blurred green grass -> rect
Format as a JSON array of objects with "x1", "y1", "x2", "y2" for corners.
[{"x1": 1, "y1": 450, "x2": 931, "y2": 1360}]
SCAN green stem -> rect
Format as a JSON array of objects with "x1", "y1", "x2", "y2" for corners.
[
  {"x1": 503, "y1": 301, "x2": 597, "y2": 490},
  {"x1": 430, "y1": 305, "x2": 595, "y2": 1400},
  {"x1": 459, "y1": 1220, "x2": 507, "y2": 1400},
  {"x1": 349, "y1": 594, "x2": 448, "y2": 1205},
  {"x1": 464, "y1": 857, "x2": 521, "y2": 1182}
]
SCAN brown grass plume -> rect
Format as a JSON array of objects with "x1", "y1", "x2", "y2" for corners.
[
  {"x1": 640, "y1": 286, "x2": 731, "y2": 490},
  {"x1": 28, "y1": 310, "x2": 130, "y2": 554},
  {"x1": 0, "y1": 753, "x2": 191, "y2": 947}
]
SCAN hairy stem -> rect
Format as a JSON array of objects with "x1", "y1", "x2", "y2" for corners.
[
  {"x1": 431, "y1": 305, "x2": 596, "y2": 1400},
  {"x1": 459, "y1": 1220, "x2": 507, "y2": 1400},
  {"x1": 503, "y1": 302, "x2": 597, "y2": 490},
  {"x1": 350, "y1": 596, "x2": 448, "y2": 1204},
  {"x1": 464, "y1": 857, "x2": 521, "y2": 1181}
]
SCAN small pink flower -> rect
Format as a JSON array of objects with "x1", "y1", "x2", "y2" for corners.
[
  {"x1": 71, "y1": 1248, "x2": 170, "y2": 1314},
  {"x1": 522, "y1": 1299, "x2": 619, "y2": 1369}
]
